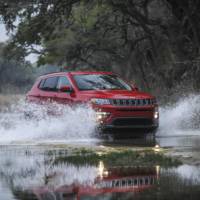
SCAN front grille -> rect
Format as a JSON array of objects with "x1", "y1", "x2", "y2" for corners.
[
  {"x1": 110, "y1": 99, "x2": 155, "y2": 106},
  {"x1": 112, "y1": 118, "x2": 154, "y2": 126},
  {"x1": 116, "y1": 108, "x2": 154, "y2": 112}
]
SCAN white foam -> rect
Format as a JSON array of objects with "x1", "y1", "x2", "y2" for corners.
[
  {"x1": 158, "y1": 94, "x2": 200, "y2": 136},
  {"x1": 1, "y1": 94, "x2": 200, "y2": 143},
  {"x1": 0, "y1": 99, "x2": 98, "y2": 144},
  {"x1": 0, "y1": 149, "x2": 99, "y2": 189}
]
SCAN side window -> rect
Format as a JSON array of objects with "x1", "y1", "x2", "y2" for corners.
[
  {"x1": 38, "y1": 79, "x2": 45, "y2": 89},
  {"x1": 57, "y1": 76, "x2": 71, "y2": 89},
  {"x1": 40, "y1": 77, "x2": 58, "y2": 91}
]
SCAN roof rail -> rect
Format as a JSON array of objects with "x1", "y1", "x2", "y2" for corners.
[{"x1": 40, "y1": 71, "x2": 67, "y2": 76}]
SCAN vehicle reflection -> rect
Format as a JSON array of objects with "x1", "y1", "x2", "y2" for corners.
[
  {"x1": 0, "y1": 138, "x2": 199, "y2": 200},
  {"x1": 13, "y1": 164, "x2": 159, "y2": 200},
  {"x1": 101, "y1": 133, "x2": 157, "y2": 147}
]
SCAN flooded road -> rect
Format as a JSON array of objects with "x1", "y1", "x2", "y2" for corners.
[
  {"x1": 0, "y1": 96, "x2": 200, "y2": 199},
  {"x1": 0, "y1": 143, "x2": 199, "y2": 200},
  {"x1": 0, "y1": 130, "x2": 199, "y2": 200}
]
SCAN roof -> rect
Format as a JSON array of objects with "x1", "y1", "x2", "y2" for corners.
[
  {"x1": 69, "y1": 71, "x2": 113, "y2": 75},
  {"x1": 39, "y1": 71, "x2": 114, "y2": 78}
]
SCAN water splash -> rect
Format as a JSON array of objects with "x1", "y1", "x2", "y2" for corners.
[
  {"x1": 158, "y1": 94, "x2": 200, "y2": 136},
  {"x1": 0, "y1": 99, "x2": 98, "y2": 144},
  {"x1": 0, "y1": 148, "x2": 99, "y2": 189},
  {"x1": 1, "y1": 94, "x2": 200, "y2": 143}
]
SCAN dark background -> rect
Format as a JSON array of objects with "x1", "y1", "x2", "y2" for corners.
[{"x1": 0, "y1": 0, "x2": 200, "y2": 102}]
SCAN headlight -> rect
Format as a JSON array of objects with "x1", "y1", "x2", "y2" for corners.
[
  {"x1": 91, "y1": 98, "x2": 111, "y2": 105},
  {"x1": 154, "y1": 107, "x2": 159, "y2": 119}
]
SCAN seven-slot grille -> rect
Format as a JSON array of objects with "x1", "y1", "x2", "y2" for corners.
[{"x1": 109, "y1": 98, "x2": 156, "y2": 106}]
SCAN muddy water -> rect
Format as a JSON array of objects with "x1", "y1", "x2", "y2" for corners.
[
  {"x1": 0, "y1": 135, "x2": 199, "y2": 200},
  {"x1": 0, "y1": 146, "x2": 199, "y2": 200},
  {"x1": 0, "y1": 96, "x2": 200, "y2": 199}
]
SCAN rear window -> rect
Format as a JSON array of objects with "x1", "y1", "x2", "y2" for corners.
[{"x1": 39, "y1": 77, "x2": 58, "y2": 91}]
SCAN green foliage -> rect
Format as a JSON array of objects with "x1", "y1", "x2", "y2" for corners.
[
  {"x1": 0, "y1": 42, "x2": 34, "y2": 93},
  {"x1": 1, "y1": 0, "x2": 200, "y2": 95}
]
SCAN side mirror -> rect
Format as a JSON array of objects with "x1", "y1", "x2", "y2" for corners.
[{"x1": 59, "y1": 85, "x2": 73, "y2": 93}]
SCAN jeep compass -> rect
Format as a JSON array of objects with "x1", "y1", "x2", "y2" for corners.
[{"x1": 27, "y1": 71, "x2": 159, "y2": 132}]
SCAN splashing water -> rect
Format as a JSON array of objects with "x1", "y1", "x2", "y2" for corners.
[
  {"x1": 0, "y1": 148, "x2": 100, "y2": 190},
  {"x1": 158, "y1": 94, "x2": 200, "y2": 136},
  {"x1": 1, "y1": 94, "x2": 200, "y2": 143},
  {"x1": 0, "y1": 99, "x2": 98, "y2": 144}
]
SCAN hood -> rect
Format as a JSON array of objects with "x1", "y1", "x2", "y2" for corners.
[{"x1": 80, "y1": 90, "x2": 155, "y2": 100}]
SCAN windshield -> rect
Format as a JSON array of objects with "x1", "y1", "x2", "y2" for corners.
[{"x1": 73, "y1": 74, "x2": 132, "y2": 91}]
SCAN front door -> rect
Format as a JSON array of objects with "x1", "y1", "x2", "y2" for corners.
[{"x1": 56, "y1": 76, "x2": 75, "y2": 105}]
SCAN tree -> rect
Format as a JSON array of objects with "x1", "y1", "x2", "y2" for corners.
[
  {"x1": 0, "y1": 42, "x2": 34, "y2": 93},
  {"x1": 0, "y1": 0, "x2": 200, "y2": 94}
]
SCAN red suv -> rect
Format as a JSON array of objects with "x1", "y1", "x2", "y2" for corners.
[{"x1": 27, "y1": 71, "x2": 159, "y2": 132}]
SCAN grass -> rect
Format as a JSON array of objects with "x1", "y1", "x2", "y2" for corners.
[{"x1": 53, "y1": 148, "x2": 182, "y2": 167}]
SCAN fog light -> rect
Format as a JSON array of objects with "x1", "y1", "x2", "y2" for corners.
[{"x1": 96, "y1": 111, "x2": 110, "y2": 122}]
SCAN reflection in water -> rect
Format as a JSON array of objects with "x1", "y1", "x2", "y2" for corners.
[
  {"x1": 0, "y1": 147, "x2": 199, "y2": 200},
  {"x1": 101, "y1": 134, "x2": 157, "y2": 148},
  {"x1": 28, "y1": 166, "x2": 157, "y2": 200}
]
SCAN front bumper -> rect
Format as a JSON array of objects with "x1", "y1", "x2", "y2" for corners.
[
  {"x1": 95, "y1": 105, "x2": 159, "y2": 130},
  {"x1": 102, "y1": 117, "x2": 158, "y2": 129}
]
